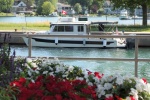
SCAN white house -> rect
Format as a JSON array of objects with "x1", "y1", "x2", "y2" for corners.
[
  {"x1": 11, "y1": 1, "x2": 27, "y2": 14},
  {"x1": 57, "y1": 3, "x2": 74, "y2": 15}
]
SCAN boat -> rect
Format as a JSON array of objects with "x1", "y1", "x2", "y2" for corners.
[
  {"x1": 22, "y1": 17, "x2": 126, "y2": 48},
  {"x1": 49, "y1": 12, "x2": 59, "y2": 17},
  {"x1": 132, "y1": 15, "x2": 142, "y2": 19},
  {"x1": 119, "y1": 9, "x2": 132, "y2": 20}
]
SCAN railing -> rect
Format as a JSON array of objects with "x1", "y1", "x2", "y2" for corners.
[{"x1": 11, "y1": 34, "x2": 150, "y2": 77}]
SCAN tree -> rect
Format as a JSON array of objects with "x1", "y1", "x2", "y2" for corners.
[
  {"x1": 50, "y1": 0, "x2": 58, "y2": 7},
  {"x1": 92, "y1": 0, "x2": 104, "y2": 12},
  {"x1": 110, "y1": 0, "x2": 150, "y2": 26},
  {"x1": 42, "y1": 1, "x2": 55, "y2": 15},
  {"x1": 36, "y1": 0, "x2": 57, "y2": 15},
  {"x1": 74, "y1": 3, "x2": 82, "y2": 14},
  {"x1": 0, "y1": 0, "x2": 14, "y2": 13},
  {"x1": 68, "y1": 0, "x2": 103, "y2": 14}
]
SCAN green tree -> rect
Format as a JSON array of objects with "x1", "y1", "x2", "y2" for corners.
[
  {"x1": 0, "y1": 0, "x2": 14, "y2": 13},
  {"x1": 91, "y1": 0, "x2": 104, "y2": 13},
  {"x1": 74, "y1": 3, "x2": 82, "y2": 14},
  {"x1": 42, "y1": 1, "x2": 55, "y2": 15},
  {"x1": 50, "y1": 0, "x2": 58, "y2": 7},
  {"x1": 36, "y1": 0, "x2": 57, "y2": 15},
  {"x1": 110, "y1": 0, "x2": 150, "y2": 26}
]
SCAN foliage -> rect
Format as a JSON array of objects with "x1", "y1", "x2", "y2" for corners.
[
  {"x1": 110, "y1": 0, "x2": 150, "y2": 26},
  {"x1": 74, "y1": 3, "x2": 82, "y2": 14},
  {"x1": 0, "y1": 0, "x2": 14, "y2": 13},
  {"x1": 36, "y1": 0, "x2": 57, "y2": 15},
  {"x1": 2, "y1": 58, "x2": 150, "y2": 100},
  {"x1": 42, "y1": 1, "x2": 55, "y2": 16},
  {"x1": 0, "y1": 34, "x2": 26, "y2": 87}
]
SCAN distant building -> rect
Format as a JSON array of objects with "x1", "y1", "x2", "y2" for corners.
[
  {"x1": 57, "y1": 3, "x2": 74, "y2": 15},
  {"x1": 11, "y1": 0, "x2": 34, "y2": 14},
  {"x1": 11, "y1": 1, "x2": 27, "y2": 14}
]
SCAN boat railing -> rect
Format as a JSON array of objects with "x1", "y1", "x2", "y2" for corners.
[{"x1": 10, "y1": 34, "x2": 150, "y2": 78}]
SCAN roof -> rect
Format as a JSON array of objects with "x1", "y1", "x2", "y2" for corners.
[
  {"x1": 91, "y1": 21, "x2": 118, "y2": 24},
  {"x1": 52, "y1": 21, "x2": 91, "y2": 25}
]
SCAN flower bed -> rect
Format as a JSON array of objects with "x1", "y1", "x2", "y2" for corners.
[{"x1": 1, "y1": 57, "x2": 150, "y2": 100}]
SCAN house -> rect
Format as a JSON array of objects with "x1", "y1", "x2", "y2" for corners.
[
  {"x1": 11, "y1": 0, "x2": 27, "y2": 14},
  {"x1": 11, "y1": 0, "x2": 34, "y2": 15},
  {"x1": 57, "y1": 3, "x2": 74, "y2": 15}
]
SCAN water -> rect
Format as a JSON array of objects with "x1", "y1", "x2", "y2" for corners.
[
  {"x1": 0, "y1": 16, "x2": 150, "y2": 25},
  {"x1": 10, "y1": 45, "x2": 150, "y2": 82}
]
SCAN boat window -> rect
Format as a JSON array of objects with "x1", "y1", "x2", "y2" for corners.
[
  {"x1": 53, "y1": 26, "x2": 64, "y2": 32},
  {"x1": 65, "y1": 26, "x2": 73, "y2": 32},
  {"x1": 78, "y1": 26, "x2": 84, "y2": 32}
]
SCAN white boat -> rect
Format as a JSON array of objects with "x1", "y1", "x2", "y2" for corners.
[
  {"x1": 22, "y1": 17, "x2": 126, "y2": 48},
  {"x1": 132, "y1": 15, "x2": 142, "y2": 19},
  {"x1": 49, "y1": 12, "x2": 59, "y2": 17},
  {"x1": 119, "y1": 9, "x2": 132, "y2": 20}
]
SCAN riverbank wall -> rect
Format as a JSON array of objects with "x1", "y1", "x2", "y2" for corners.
[{"x1": 0, "y1": 31, "x2": 150, "y2": 47}]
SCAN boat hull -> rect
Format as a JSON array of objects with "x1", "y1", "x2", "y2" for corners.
[{"x1": 22, "y1": 37, "x2": 125, "y2": 48}]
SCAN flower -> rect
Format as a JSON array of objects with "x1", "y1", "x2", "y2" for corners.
[{"x1": 5, "y1": 58, "x2": 150, "y2": 100}]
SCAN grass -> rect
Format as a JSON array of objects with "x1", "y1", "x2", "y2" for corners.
[
  {"x1": 0, "y1": 22, "x2": 50, "y2": 31},
  {"x1": 0, "y1": 22, "x2": 150, "y2": 32}
]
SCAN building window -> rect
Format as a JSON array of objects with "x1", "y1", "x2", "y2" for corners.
[{"x1": 78, "y1": 26, "x2": 84, "y2": 32}]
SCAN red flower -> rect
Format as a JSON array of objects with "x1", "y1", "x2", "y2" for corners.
[
  {"x1": 94, "y1": 72, "x2": 103, "y2": 79},
  {"x1": 18, "y1": 77, "x2": 26, "y2": 84},
  {"x1": 86, "y1": 69, "x2": 92, "y2": 75},
  {"x1": 130, "y1": 96, "x2": 135, "y2": 100},
  {"x1": 115, "y1": 95, "x2": 122, "y2": 100},
  {"x1": 42, "y1": 96, "x2": 55, "y2": 100},
  {"x1": 142, "y1": 78, "x2": 147, "y2": 84},
  {"x1": 55, "y1": 94, "x2": 62, "y2": 100}
]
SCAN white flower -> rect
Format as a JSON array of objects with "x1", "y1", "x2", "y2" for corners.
[
  {"x1": 43, "y1": 71, "x2": 48, "y2": 74},
  {"x1": 26, "y1": 58, "x2": 32, "y2": 63},
  {"x1": 88, "y1": 82, "x2": 93, "y2": 86},
  {"x1": 35, "y1": 70, "x2": 39, "y2": 74},
  {"x1": 68, "y1": 65, "x2": 74, "y2": 71},
  {"x1": 126, "y1": 96, "x2": 131, "y2": 100},
  {"x1": 116, "y1": 76, "x2": 124, "y2": 85},
  {"x1": 31, "y1": 79, "x2": 35, "y2": 83},
  {"x1": 105, "y1": 94, "x2": 113, "y2": 99},
  {"x1": 104, "y1": 83, "x2": 113, "y2": 90},
  {"x1": 76, "y1": 77, "x2": 84, "y2": 81},
  {"x1": 49, "y1": 72, "x2": 54, "y2": 76},
  {"x1": 28, "y1": 70, "x2": 32, "y2": 76},
  {"x1": 129, "y1": 88, "x2": 138, "y2": 100},
  {"x1": 145, "y1": 83, "x2": 150, "y2": 93}
]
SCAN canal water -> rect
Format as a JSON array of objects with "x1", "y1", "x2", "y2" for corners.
[
  {"x1": 0, "y1": 16, "x2": 150, "y2": 25},
  {"x1": 10, "y1": 45, "x2": 150, "y2": 82}
]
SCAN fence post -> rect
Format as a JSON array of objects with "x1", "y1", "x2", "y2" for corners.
[
  {"x1": 28, "y1": 36, "x2": 32, "y2": 57},
  {"x1": 135, "y1": 37, "x2": 139, "y2": 77}
]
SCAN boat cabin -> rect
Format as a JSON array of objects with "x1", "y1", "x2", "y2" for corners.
[
  {"x1": 49, "y1": 17, "x2": 118, "y2": 35},
  {"x1": 49, "y1": 17, "x2": 91, "y2": 35}
]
